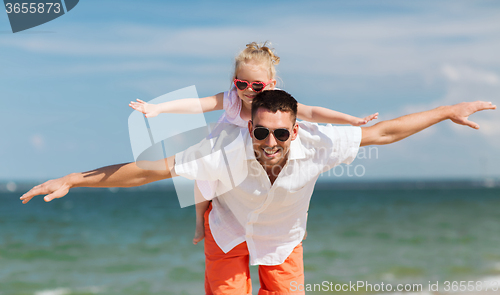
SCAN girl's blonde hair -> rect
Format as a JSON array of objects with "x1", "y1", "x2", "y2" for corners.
[{"x1": 233, "y1": 41, "x2": 280, "y2": 81}]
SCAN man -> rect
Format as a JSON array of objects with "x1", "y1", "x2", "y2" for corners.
[{"x1": 21, "y1": 90, "x2": 495, "y2": 295}]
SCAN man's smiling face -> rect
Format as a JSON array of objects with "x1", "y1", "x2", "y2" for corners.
[{"x1": 249, "y1": 107, "x2": 298, "y2": 171}]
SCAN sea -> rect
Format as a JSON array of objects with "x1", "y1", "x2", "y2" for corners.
[{"x1": 1, "y1": 180, "x2": 500, "y2": 295}]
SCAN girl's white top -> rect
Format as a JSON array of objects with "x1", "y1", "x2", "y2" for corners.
[{"x1": 195, "y1": 87, "x2": 247, "y2": 199}]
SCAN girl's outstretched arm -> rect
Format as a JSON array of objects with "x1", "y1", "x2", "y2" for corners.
[
  {"x1": 129, "y1": 92, "x2": 224, "y2": 118},
  {"x1": 297, "y1": 103, "x2": 378, "y2": 126}
]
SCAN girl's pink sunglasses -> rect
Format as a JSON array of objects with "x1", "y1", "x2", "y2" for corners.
[{"x1": 233, "y1": 79, "x2": 272, "y2": 93}]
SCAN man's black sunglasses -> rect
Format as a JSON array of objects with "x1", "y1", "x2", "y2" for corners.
[{"x1": 253, "y1": 127, "x2": 291, "y2": 142}]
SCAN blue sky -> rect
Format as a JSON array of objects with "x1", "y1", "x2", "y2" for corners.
[{"x1": 1, "y1": 0, "x2": 499, "y2": 182}]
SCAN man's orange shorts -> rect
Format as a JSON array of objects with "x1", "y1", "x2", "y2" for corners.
[{"x1": 204, "y1": 203, "x2": 305, "y2": 295}]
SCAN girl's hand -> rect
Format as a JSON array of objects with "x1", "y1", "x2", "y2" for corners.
[
  {"x1": 129, "y1": 99, "x2": 160, "y2": 118},
  {"x1": 351, "y1": 112, "x2": 379, "y2": 126}
]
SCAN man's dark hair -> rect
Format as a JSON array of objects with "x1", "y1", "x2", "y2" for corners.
[{"x1": 251, "y1": 90, "x2": 298, "y2": 122}]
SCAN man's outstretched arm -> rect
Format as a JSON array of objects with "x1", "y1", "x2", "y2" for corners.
[
  {"x1": 360, "y1": 101, "x2": 496, "y2": 146},
  {"x1": 20, "y1": 156, "x2": 177, "y2": 204}
]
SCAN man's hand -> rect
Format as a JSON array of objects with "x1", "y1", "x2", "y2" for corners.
[
  {"x1": 20, "y1": 175, "x2": 73, "y2": 204},
  {"x1": 448, "y1": 101, "x2": 497, "y2": 129},
  {"x1": 20, "y1": 158, "x2": 177, "y2": 205}
]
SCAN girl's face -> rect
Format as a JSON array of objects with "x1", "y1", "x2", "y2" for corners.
[{"x1": 235, "y1": 61, "x2": 276, "y2": 106}]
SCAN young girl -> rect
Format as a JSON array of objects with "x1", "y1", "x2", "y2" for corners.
[{"x1": 129, "y1": 42, "x2": 378, "y2": 244}]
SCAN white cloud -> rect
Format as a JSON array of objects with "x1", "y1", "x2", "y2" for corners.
[
  {"x1": 0, "y1": 23, "x2": 246, "y2": 58},
  {"x1": 397, "y1": 64, "x2": 500, "y2": 149},
  {"x1": 2, "y1": 5, "x2": 500, "y2": 78},
  {"x1": 30, "y1": 134, "x2": 45, "y2": 150},
  {"x1": 475, "y1": 117, "x2": 500, "y2": 136},
  {"x1": 2, "y1": 0, "x2": 500, "y2": 179},
  {"x1": 442, "y1": 65, "x2": 499, "y2": 84}
]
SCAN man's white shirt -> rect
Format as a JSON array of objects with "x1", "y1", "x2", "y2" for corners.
[{"x1": 175, "y1": 121, "x2": 361, "y2": 265}]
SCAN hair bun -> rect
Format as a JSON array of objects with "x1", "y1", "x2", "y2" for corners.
[
  {"x1": 245, "y1": 42, "x2": 259, "y2": 50},
  {"x1": 245, "y1": 41, "x2": 280, "y2": 65},
  {"x1": 233, "y1": 41, "x2": 280, "y2": 83}
]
